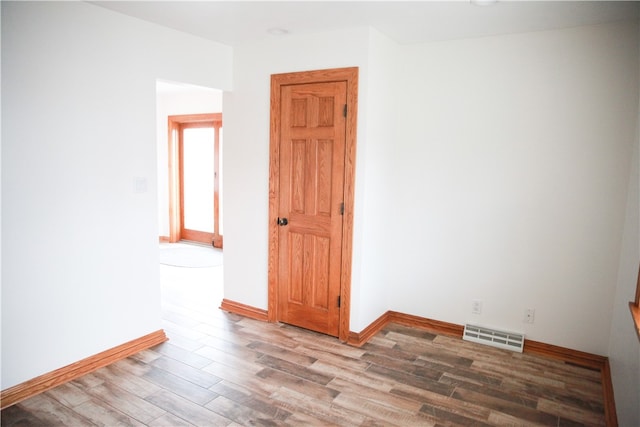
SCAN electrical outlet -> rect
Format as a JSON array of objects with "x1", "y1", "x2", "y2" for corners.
[
  {"x1": 472, "y1": 300, "x2": 482, "y2": 315},
  {"x1": 524, "y1": 308, "x2": 535, "y2": 324}
]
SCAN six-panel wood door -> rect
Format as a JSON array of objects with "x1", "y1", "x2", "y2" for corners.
[{"x1": 276, "y1": 81, "x2": 347, "y2": 336}]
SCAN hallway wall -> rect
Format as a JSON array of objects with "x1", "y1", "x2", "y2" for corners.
[{"x1": 1, "y1": 1, "x2": 232, "y2": 389}]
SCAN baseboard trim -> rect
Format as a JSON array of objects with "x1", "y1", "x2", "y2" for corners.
[
  {"x1": 388, "y1": 311, "x2": 465, "y2": 337},
  {"x1": 351, "y1": 310, "x2": 610, "y2": 369},
  {"x1": 601, "y1": 358, "x2": 618, "y2": 427},
  {"x1": 523, "y1": 339, "x2": 606, "y2": 369},
  {"x1": 349, "y1": 310, "x2": 617, "y2": 426},
  {"x1": 347, "y1": 310, "x2": 464, "y2": 347},
  {"x1": 347, "y1": 311, "x2": 391, "y2": 346},
  {"x1": 220, "y1": 298, "x2": 269, "y2": 322},
  {"x1": 0, "y1": 329, "x2": 167, "y2": 410}
]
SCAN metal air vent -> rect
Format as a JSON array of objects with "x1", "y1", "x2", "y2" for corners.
[{"x1": 463, "y1": 324, "x2": 524, "y2": 353}]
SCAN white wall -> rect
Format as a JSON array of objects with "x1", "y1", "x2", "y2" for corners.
[
  {"x1": 223, "y1": 27, "x2": 371, "y2": 311},
  {"x1": 607, "y1": 58, "x2": 640, "y2": 425},
  {"x1": 349, "y1": 28, "x2": 400, "y2": 331},
  {"x1": 1, "y1": 2, "x2": 231, "y2": 389},
  {"x1": 3, "y1": 2, "x2": 637, "y2": 415},
  {"x1": 156, "y1": 85, "x2": 223, "y2": 237},
  {"x1": 223, "y1": 26, "x2": 407, "y2": 332},
  {"x1": 390, "y1": 21, "x2": 639, "y2": 355},
  {"x1": 224, "y1": 20, "x2": 639, "y2": 357}
]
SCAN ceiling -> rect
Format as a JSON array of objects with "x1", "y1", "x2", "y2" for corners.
[{"x1": 91, "y1": 1, "x2": 639, "y2": 47}]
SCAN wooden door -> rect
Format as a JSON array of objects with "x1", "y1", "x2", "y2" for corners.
[
  {"x1": 269, "y1": 68, "x2": 358, "y2": 340},
  {"x1": 168, "y1": 114, "x2": 223, "y2": 247},
  {"x1": 276, "y1": 81, "x2": 347, "y2": 336}
]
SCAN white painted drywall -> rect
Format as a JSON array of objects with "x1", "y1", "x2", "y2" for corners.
[
  {"x1": 349, "y1": 28, "x2": 401, "y2": 331},
  {"x1": 156, "y1": 85, "x2": 223, "y2": 238},
  {"x1": 1, "y1": 2, "x2": 231, "y2": 389},
  {"x1": 3, "y1": 2, "x2": 638, "y2": 414},
  {"x1": 607, "y1": 74, "x2": 640, "y2": 426},
  {"x1": 223, "y1": 27, "x2": 371, "y2": 311},
  {"x1": 390, "y1": 21, "x2": 638, "y2": 355},
  {"x1": 223, "y1": 20, "x2": 639, "y2": 357}
]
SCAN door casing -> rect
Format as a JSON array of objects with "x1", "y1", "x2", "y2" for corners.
[
  {"x1": 268, "y1": 67, "x2": 358, "y2": 342},
  {"x1": 168, "y1": 113, "x2": 223, "y2": 247}
]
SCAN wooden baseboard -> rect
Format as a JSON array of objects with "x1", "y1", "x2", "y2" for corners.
[
  {"x1": 347, "y1": 311, "x2": 391, "y2": 346},
  {"x1": 387, "y1": 311, "x2": 465, "y2": 337},
  {"x1": 347, "y1": 310, "x2": 465, "y2": 347},
  {"x1": 523, "y1": 339, "x2": 607, "y2": 370},
  {"x1": 0, "y1": 329, "x2": 167, "y2": 410},
  {"x1": 220, "y1": 299, "x2": 269, "y2": 322},
  {"x1": 601, "y1": 358, "x2": 618, "y2": 427}
]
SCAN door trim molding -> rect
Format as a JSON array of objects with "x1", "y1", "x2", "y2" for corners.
[
  {"x1": 268, "y1": 67, "x2": 359, "y2": 342},
  {"x1": 167, "y1": 113, "x2": 223, "y2": 245}
]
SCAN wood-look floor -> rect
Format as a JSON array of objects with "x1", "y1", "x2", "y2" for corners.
[{"x1": 2, "y1": 265, "x2": 606, "y2": 426}]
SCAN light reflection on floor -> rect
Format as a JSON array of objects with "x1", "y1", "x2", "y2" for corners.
[{"x1": 160, "y1": 263, "x2": 223, "y2": 317}]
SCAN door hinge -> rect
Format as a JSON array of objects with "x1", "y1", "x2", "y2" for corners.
[
  {"x1": 343, "y1": 104, "x2": 347, "y2": 118},
  {"x1": 339, "y1": 202, "x2": 345, "y2": 215},
  {"x1": 337, "y1": 295, "x2": 341, "y2": 308}
]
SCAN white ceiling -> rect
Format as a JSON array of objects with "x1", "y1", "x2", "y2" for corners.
[{"x1": 91, "y1": 1, "x2": 639, "y2": 47}]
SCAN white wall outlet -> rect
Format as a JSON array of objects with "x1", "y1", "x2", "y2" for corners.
[
  {"x1": 524, "y1": 308, "x2": 535, "y2": 324},
  {"x1": 472, "y1": 300, "x2": 483, "y2": 315}
]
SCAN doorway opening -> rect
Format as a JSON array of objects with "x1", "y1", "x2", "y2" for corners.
[
  {"x1": 168, "y1": 113, "x2": 223, "y2": 248},
  {"x1": 156, "y1": 80, "x2": 224, "y2": 317}
]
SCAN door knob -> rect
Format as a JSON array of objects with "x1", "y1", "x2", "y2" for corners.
[{"x1": 277, "y1": 217, "x2": 288, "y2": 226}]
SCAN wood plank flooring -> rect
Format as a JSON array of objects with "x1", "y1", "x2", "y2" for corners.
[{"x1": 2, "y1": 264, "x2": 606, "y2": 426}]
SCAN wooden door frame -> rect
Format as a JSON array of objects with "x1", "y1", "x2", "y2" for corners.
[
  {"x1": 268, "y1": 67, "x2": 358, "y2": 342},
  {"x1": 168, "y1": 113, "x2": 223, "y2": 247}
]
